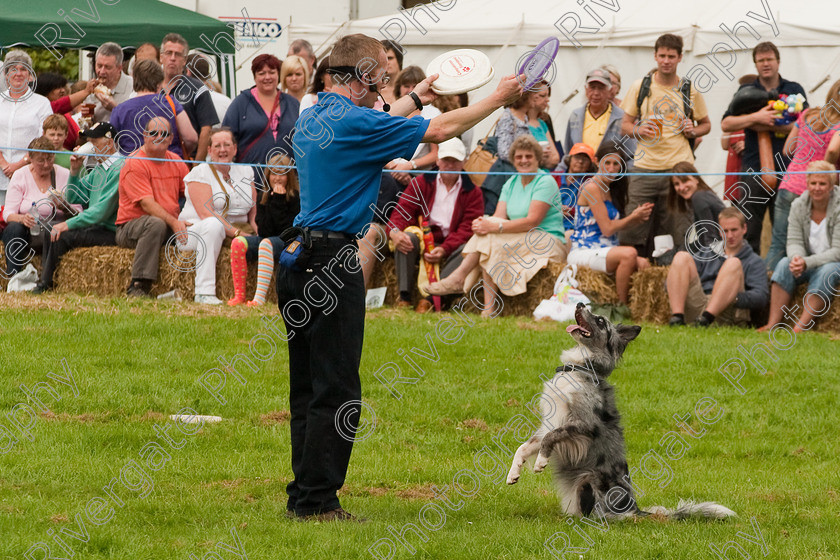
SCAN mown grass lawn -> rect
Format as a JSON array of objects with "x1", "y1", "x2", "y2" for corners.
[{"x1": 1, "y1": 293, "x2": 838, "y2": 559}]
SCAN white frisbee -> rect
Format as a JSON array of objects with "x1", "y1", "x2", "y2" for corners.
[{"x1": 426, "y1": 49, "x2": 494, "y2": 96}]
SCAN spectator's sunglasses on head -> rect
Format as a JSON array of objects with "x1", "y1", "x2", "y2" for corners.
[{"x1": 145, "y1": 129, "x2": 171, "y2": 138}]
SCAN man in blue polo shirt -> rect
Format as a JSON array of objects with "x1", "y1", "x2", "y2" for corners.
[
  {"x1": 721, "y1": 41, "x2": 808, "y2": 253},
  {"x1": 276, "y1": 33, "x2": 522, "y2": 522}
]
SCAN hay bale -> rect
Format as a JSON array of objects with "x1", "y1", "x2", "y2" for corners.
[
  {"x1": 576, "y1": 266, "x2": 618, "y2": 305},
  {"x1": 0, "y1": 241, "x2": 42, "y2": 291},
  {"x1": 629, "y1": 266, "x2": 671, "y2": 324}
]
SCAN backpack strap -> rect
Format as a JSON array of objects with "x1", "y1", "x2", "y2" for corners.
[{"x1": 635, "y1": 71, "x2": 654, "y2": 116}]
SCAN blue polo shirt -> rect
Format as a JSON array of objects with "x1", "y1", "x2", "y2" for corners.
[{"x1": 293, "y1": 92, "x2": 430, "y2": 235}]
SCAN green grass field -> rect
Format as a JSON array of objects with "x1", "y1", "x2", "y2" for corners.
[{"x1": 1, "y1": 293, "x2": 838, "y2": 559}]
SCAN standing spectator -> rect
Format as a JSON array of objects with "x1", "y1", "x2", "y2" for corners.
[
  {"x1": 159, "y1": 33, "x2": 220, "y2": 163},
  {"x1": 280, "y1": 55, "x2": 311, "y2": 103},
  {"x1": 127, "y1": 43, "x2": 160, "y2": 75},
  {"x1": 601, "y1": 64, "x2": 623, "y2": 105},
  {"x1": 109, "y1": 60, "x2": 197, "y2": 158},
  {"x1": 32, "y1": 123, "x2": 123, "y2": 293},
  {"x1": 84, "y1": 42, "x2": 134, "y2": 123},
  {"x1": 566, "y1": 142, "x2": 652, "y2": 304},
  {"x1": 222, "y1": 54, "x2": 299, "y2": 188},
  {"x1": 287, "y1": 39, "x2": 316, "y2": 75},
  {"x1": 527, "y1": 81, "x2": 560, "y2": 169},
  {"x1": 721, "y1": 42, "x2": 808, "y2": 253},
  {"x1": 386, "y1": 138, "x2": 484, "y2": 311},
  {"x1": 720, "y1": 75, "x2": 757, "y2": 203},
  {"x1": 379, "y1": 39, "x2": 404, "y2": 107},
  {"x1": 2, "y1": 137, "x2": 74, "y2": 277},
  {"x1": 666, "y1": 208, "x2": 768, "y2": 327},
  {"x1": 178, "y1": 127, "x2": 256, "y2": 304},
  {"x1": 42, "y1": 115, "x2": 72, "y2": 169},
  {"x1": 299, "y1": 56, "x2": 332, "y2": 113},
  {"x1": 765, "y1": 80, "x2": 840, "y2": 271},
  {"x1": 759, "y1": 161, "x2": 840, "y2": 332},
  {"x1": 0, "y1": 50, "x2": 53, "y2": 203},
  {"x1": 186, "y1": 53, "x2": 231, "y2": 124},
  {"x1": 35, "y1": 72, "x2": 99, "y2": 150},
  {"x1": 115, "y1": 117, "x2": 189, "y2": 297},
  {"x1": 619, "y1": 33, "x2": 711, "y2": 257},
  {"x1": 564, "y1": 68, "x2": 632, "y2": 166}
]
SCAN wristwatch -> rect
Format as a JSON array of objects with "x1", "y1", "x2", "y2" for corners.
[
  {"x1": 408, "y1": 91, "x2": 423, "y2": 111},
  {"x1": 410, "y1": 160, "x2": 418, "y2": 170},
  {"x1": 498, "y1": 222, "x2": 504, "y2": 233}
]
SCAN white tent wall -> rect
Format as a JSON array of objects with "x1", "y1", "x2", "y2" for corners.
[{"x1": 289, "y1": 0, "x2": 840, "y2": 192}]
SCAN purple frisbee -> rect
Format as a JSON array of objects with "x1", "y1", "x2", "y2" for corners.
[{"x1": 518, "y1": 37, "x2": 560, "y2": 90}]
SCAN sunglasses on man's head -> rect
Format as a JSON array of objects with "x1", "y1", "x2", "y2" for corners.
[{"x1": 145, "y1": 130, "x2": 170, "y2": 138}]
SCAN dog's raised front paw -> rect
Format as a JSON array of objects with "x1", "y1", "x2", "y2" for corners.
[
  {"x1": 533, "y1": 453, "x2": 549, "y2": 473},
  {"x1": 506, "y1": 472, "x2": 520, "y2": 485}
]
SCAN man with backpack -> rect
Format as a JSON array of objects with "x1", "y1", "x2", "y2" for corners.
[{"x1": 619, "y1": 34, "x2": 711, "y2": 258}]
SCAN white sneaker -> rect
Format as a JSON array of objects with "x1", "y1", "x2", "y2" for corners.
[{"x1": 195, "y1": 294, "x2": 223, "y2": 305}]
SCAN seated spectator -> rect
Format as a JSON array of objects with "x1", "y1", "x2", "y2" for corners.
[
  {"x1": 2, "y1": 137, "x2": 74, "y2": 277},
  {"x1": 299, "y1": 56, "x2": 332, "y2": 113},
  {"x1": 384, "y1": 66, "x2": 440, "y2": 186},
  {"x1": 359, "y1": 172, "x2": 404, "y2": 288},
  {"x1": 35, "y1": 72, "x2": 99, "y2": 150},
  {"x1": 667, "y1": 161, "x2": 725, "y2": 251},
  {"x1": 281, "y1": 55, "x2": 311, "y2": 103},
  {"x1": 110, "y1": 60, "x2": 197, "y2": 158},
  {"x1": 228, "y1": 152, "x2": 299, "y2": 307},
  {"x1": 563, "y1": 69, "x2": 631, "y2": 167},
  {"x1": 667, "y1": 208, "x2": 769, "y2": 327},
  {"x1": 557, "y1": 143, "x2": 597, "y2": 235},
  {"x1": 766, "y1": 80, "x2": 840, "y2": 272},
  {"x1": 83, "y1": 42, "x2": 134, "y2": 123},
  {"x1": 32, "y1": 123, "x2": 123, "y2": 293},
  {"x1": 566, "y1": 141, "x2": 652, "y2": 304},
  {"x1": 115, "y1": 117, "x2": 189, "y2": 297},
  {"x1": 386, "y1": 138, "x2": 483, "y2": 312},
  {"x1": 178, "y1": 127, "x2": 256, "y2": 304},
  {"x1": 426, "y1": 135, "x2": 568, "y2": 316},
  {"x1": 42, "y1": 115, "x2": 72, "y2": 169},
  {"x1": 186, "y1": 53, "x2": 231, "y2": 124},
  {"x1": 222, "y1": 54, "x2": 299, "y2": 190},
  {"x1": 759, "y1": 162, "x2": 840, "y2": 332},
  {"x1": 1, "y1": 50, "x2": 53, "y2": 204}
]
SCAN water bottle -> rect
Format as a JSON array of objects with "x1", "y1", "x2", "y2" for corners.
[{"x1": 28, "y1": 203, "x2": 41, "y2": 236}]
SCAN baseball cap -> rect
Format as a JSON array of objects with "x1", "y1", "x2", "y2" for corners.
[
  {"x1": 82, "y1": 122, "x2": 117, "y2": 139},
  {"x1": 437, "y1": 137, "x2": 467, "y2": 161},
  {"x1": 586, "y1": 68, "x2": 612, "y2": 87},
  {"x1": 569, "y1": 143, "x2": 596, "y2": 162}
]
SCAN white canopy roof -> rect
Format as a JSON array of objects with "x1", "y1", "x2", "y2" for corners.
[{"x1": 289, "y1": 0, "x2": 840, "y2": 188}]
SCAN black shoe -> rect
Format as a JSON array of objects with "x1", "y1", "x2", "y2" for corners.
[
  {"x1": 30, "y1": 284, "x2": 50, "y2": 295},
  {"x1": 694, "y1": 315, "x2": 712, "y2": 327},
  {"x1": 668, "y1": 315, "x2": 685, "y2": 327},
  {"x1": 298, "y1": 507, "x2": 367, "y2": 523},
  {"x1": 126, "y1": 280, "x2": 151, "y2": 297}
]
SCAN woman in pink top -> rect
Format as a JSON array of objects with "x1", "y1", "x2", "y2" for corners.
[
  {"x1": 2, "y1": 137, "x2": 77, "y2": 277},
  {"x1": 766, "y1": 79, "x2": 840, "y2": 271}
]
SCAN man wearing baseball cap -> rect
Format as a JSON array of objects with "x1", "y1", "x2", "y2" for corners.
[
  {"x1": 387, "y1": 137, "x2": 484, "y2": 312},
  {"x1": 562, "y1": 68, "x2": 633, "y2": 167},
  {"x1": 32, "y1": 123, "x2": 124, "y2": 293}
]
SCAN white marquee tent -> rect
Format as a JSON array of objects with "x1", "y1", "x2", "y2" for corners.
[{"x1": 289, "y1": 0, "x2": 840, "y2": 187}]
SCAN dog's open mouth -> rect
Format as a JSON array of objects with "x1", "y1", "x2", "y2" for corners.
[{"x1": 566, "y1": 307, "x2": 592, "y2": 338}]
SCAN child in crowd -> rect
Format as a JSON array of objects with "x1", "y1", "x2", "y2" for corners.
[
  {"x1": 228, "y1": 153, "x2": 300, "y2": 306},
  {"x1": 556, "y1": 143, "x2": 597, "y2": 239},
  {"x1": 42, "y1": 115, "x2": 72, "y2": 170},
  {"x1": 566, "y1": 141, "x2": 653, "y2": 304}
]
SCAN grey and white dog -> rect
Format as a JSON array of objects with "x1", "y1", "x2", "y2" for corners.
[{"x1": 507, "y1": 303, "x2": 735, "y2": 520}]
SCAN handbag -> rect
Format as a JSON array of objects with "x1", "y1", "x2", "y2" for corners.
[
  {"x1": 463, "y1": 119, "x2": 499, "y2": 187},
  {"x1": 533, "y1": 264, "x2": 591, "y2": 322}
]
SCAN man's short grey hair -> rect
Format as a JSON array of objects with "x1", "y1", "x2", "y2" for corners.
[
  {"x1": 161, "y1": 33, "x2": 189, "y2": 53},
  {"x1": 96, "y1": 42, "x2": 124, "y2": 66},
  {"x1": 289, "y1": 39, "x2": 314, "y2": 58},
  {"x1": 3, "y1": 49, "x2": 33, "y2": 71}
]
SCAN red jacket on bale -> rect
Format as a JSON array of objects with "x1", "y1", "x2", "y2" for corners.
[{"x1": 386, "y1": 172, "x2": 484, "y2": 256}]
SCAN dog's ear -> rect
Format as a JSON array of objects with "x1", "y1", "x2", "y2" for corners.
[{"x1": 617, "y1": 324, "x2": 641, "y2": 344}]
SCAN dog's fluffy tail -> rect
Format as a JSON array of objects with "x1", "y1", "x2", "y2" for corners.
[{"x1": 644, "y1": 500, "x2": 736, "y2": 520}]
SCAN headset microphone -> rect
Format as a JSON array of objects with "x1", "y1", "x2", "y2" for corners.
[{"x1": 369, "y1": 83, "x2": 390, "y2": 112}]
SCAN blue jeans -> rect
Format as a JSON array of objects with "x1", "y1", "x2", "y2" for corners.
[
  {"x1": 765, "y1": 189, "x2": 800, "y2": 273},
  {"x1": 771, "y1": 257, "x2": 840, "y2": 301}
]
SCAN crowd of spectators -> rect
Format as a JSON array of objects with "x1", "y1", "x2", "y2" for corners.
[{"x1": 2, "y1": 32, "x2": 840, "y2": 331}]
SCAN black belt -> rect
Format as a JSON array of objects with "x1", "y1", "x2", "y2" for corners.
[{"x1": 307, "y1": 229, "x2": 354, "y2": 241}]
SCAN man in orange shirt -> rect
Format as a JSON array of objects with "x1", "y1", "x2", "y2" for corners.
[{"x1": 115, "y1": 117, "x2": 189, "y2": 296}]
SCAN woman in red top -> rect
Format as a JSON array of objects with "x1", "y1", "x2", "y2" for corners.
[{"x1": 35, "y1": 73, "x2": 100, "y2": 150}]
